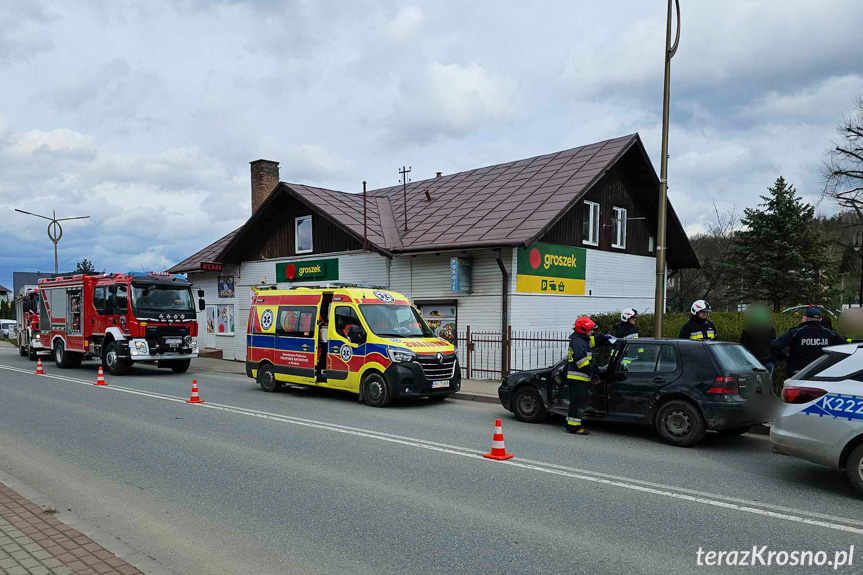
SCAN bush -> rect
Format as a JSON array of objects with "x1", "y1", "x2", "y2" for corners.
[{"x1": 590, "y1": 311, "x2": 799, "y2": 340}]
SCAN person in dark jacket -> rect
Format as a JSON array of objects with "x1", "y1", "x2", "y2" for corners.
[
  {"x1": 565, "y1": 316, "x2": 599, "y2": 436},
  {"x1": 740, "y1": 303, "x2": 776, "y2": 373},
  {"x1": 770, "y1": 307, "x2": 845, "y2": 376},
  {"x1": 679, "y1": 300, "x2": 716, "y2": 341},
  {"x1": 614, "y1": 308, "x2": 639, "y2": 339}
]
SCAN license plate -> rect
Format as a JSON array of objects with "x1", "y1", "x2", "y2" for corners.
[
  {"x1": 165, "y1": 337, "x2": 182, "y2": 345},
  {"x1": 432, "y1": 380, "x2": 449, "y2": 389}
]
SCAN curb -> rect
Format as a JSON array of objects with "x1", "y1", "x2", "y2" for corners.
[
  {"x1": 452, "y1": 391, "x2": 499, "y2": 404},
  {"x1": 0, "y1": 468, "x2": 177, "y2": 575}
]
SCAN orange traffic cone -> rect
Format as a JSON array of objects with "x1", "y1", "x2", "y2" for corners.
[
  {"x1": 35, "y1": 358, "x2": 44, "y2": 375},
  {"x1": 94, "y1": 366, "x2": 108, "y2": 386},
  {"x1": 186, "y1": 379, "x2": 204, "y2": 404},
  {"x1": 483, "y1": 418, "x2": 514, "y2": 461}
]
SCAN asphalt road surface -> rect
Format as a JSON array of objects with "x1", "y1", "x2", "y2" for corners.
[{"x1": 1, "y1": 348, "x2": 862, "y2": 575}]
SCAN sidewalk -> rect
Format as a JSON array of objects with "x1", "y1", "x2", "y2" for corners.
[
  {"x1": 190, "y1": 357, "x2": 501, "y2": 403},
  {"x1": 0, "y1": 482, "x2": 143, "y2": 575}
]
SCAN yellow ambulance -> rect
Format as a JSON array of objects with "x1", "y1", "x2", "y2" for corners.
[{"x1": 245, "y1": 285, "x2": 460, "y2": 406}]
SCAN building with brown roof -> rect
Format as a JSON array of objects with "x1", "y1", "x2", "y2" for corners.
[{"x1": 170, "y1": 133, "x2": 697, "y2": 368}]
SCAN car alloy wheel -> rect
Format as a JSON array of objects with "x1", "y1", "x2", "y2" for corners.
[
  {"x1": 665, "y1": 409, "x2": 692, "y2": 437},
  {"x1": 858, "y1": 457, "x2": 863, "y2": 483}
]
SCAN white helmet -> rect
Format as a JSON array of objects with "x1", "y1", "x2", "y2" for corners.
[
  {"x1": 691, "y1": 300, "x2": 712, "y2": 315},
  {"x1": 621, "y1": 308, "x2": 638, "y2": 322}
]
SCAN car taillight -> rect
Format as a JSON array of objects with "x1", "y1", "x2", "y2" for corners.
[
  {"x1": 707, "y1": 376, "x2": 738, "y2": 394},
  {"x1": 781, "y1": 386, "x2": 828, "y2": 404}
]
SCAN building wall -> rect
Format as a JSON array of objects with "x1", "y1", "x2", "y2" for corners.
[{"x1": 188, "y1": 250, "x2": 389, "y2": 361}]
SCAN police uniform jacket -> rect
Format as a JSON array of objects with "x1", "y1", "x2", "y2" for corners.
[
  {"x1": 770, "y1": 322, "x2": 845, "y2": 374},
  {"x1": 679, "y1": 316, "x2": 716, "y2": 341},
  {"x1": 567, "y1": 332, "x2": 595, "y2": 383},
  {"x1": 613, "y1": 322, "x2": 639, "y2": 340}
]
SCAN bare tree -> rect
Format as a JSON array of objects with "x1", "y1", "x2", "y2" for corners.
[{"x1": 824, "y1": 95, "x2": 863, "y2": 220}]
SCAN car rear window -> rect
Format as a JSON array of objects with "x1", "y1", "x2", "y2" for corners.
[
  {"x1": 789, "y1": 351, "x2": 850, "y2": 381},
  {"x1": 710, "y1": 344, "x2": 764, "y2": 372}
]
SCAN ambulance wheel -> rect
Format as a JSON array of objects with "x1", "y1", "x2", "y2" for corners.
[
  {"x1": 54, "y1": 341, "x2": 72, "y2": 369},
  {"x1": 170, "y1": 360, "x2": 191, "y2": 374},
  {"x1": 28, "y1": 346, "x2": 37, "y2": 361},
  {"x1": 655, "y1": 400, "x2": 706, "y2": 447},
  {"x1": 363, "y1": 372, "x2": 391, "y2": 408},
  {"x1": 257, "y1": 364, "x2": 281, "y2": 392},
  {"x1": 847, "y1": 444, "x2": 863, "y2": 497},
  {"x1": 103, "y1": 342, "x2": 130, "y2": 376}
]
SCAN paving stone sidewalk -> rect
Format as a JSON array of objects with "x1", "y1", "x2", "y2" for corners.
[{"x1": 0, "y1": 482, "x2": 142, "y2": 575}]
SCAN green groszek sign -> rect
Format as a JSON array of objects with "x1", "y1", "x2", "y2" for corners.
[
  {"x1": 276, "y1": 258, "x2": 340, "y2": 283},
  {"x1": 516, "y1": 242, "x2": 586, "y2": 295}
]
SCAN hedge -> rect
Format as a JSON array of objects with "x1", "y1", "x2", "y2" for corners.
[{"x1": 590, "y1": 311, "x2": 800, "y2": 341}]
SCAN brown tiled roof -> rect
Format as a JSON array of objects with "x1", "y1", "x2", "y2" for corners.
[
  {"x1": 167, "y1": 229, "x2": 239, "y2": 273},
  {"x1": 170, "y1": 133, "x2": 698, "y2": 270},
  {"x1": 0, "y1": 284, "x2": 9, "y2": 293}
]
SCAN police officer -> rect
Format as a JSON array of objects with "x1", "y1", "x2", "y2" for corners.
[
  {"x1": 614, "y1": 309, "x2": 639, "y2": 339},
  {"x1": 770, "y1": 307, "x2": 844, "y2": 376},
  {"x1": 566, "y1": 317, "x2": 598, "y2": 436},
  {"x1": 679, "y1": 300, "x2": 716, "y2": 341}
]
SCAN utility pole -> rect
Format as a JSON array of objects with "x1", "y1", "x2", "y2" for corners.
[
  {"x1": 399, "y1": 166, "x2": 411, "y2": 232},
  {"x1": 653, "y1": 0, "x2": 681, "y2": 338},
  {"x1": 363, "y1": 180, "x2": 368, "y2": 252},
  {"x1": 15, "y1": 208, "x2": 90, "y2": 274}
]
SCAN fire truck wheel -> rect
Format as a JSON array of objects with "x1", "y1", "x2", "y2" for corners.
[
  {"x1": 28, "y1": 346, "x2": 37, "y2": 361},
  {"x1": 103, "y1": 342, "x2": 131, "y2": 376},
  {"x1": 257, "y1": 364, "x2": 282, "y2": 392},
  {"x1": 54, "y1": 341, "x2": 73, "y2": 369},
  {"x1": 19, "y1": 345, "x2": 26, "y2": 357},
  {"x1": 170, "y1": 360, "x2": 191, "y2": 374}
]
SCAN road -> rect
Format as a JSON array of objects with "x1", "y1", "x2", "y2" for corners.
[{"x1": 0, "y1": 348, "x2": 861, "y2": 575}]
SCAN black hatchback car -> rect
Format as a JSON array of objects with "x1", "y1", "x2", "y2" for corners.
[{"x1": 498, "y1": 338, "x2": 778, "y2": 447}]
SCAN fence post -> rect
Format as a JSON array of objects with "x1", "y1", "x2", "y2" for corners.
[
  {"x1": 505, "y1": 325, "x2": 512, "y2": 378},
  {"x1": 466, "y1": 325, "x2": 472, "y2": 380}
]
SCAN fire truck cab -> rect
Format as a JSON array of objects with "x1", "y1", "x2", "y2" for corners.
[
  {"x1": 15, "y1": 287, "x2": 44, "y2": 360},
  {"x1": 38, "y1": 272, "x2": 203, "y2": 375}
]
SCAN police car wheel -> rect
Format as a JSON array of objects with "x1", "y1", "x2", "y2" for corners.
[
  {"x1": 513, "y1": 387, "x2": 547, "y2": 423},
  {"x1": 656, "y1": 400, "x2": 706, "y2": 447},
  {"x1": 363, "y1": 373, "x2": 391, "y2": 408},
  {"x1": 257, "y1": 364, "x2": 282, "y2": 393},
  {"x1": 847, "y1": 444, "x2": 863, "y2": 497}
]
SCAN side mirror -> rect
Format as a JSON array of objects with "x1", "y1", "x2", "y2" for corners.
[
  {"x1": 198, "y1": 298, "x2": 206, "y2": 312},
  {"x1": 197, "y1": 289, "x2": 204, "y2": 298},
  {"x1": 347, "y1": 325, "x2": 366, "y2": 345},
  {"x1": 108, "y1": 285, "x2": 118, "y2": 295}
]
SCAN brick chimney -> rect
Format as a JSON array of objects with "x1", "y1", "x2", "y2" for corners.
[{"x1": 250, "y1": 159, "x2": 280, "y2": 213}]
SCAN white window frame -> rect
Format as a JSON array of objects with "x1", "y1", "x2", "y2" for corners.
[
  {"x1": 612, "y1": 206, "x2": 627, "y2": 249},
  {"x1": 295, "y1": 215, "x2": 313, "y2": 254},
  {"x1": 583, "y1": 201, "x2": 600, "y2": 247}
]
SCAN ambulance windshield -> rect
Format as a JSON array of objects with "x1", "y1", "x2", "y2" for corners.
[
  {"x1": 359, "y1": 304, "x2": 434, "y2": 338},
  {"x1": 131, "y1": 285, "x2": 195, "y2": 313}
]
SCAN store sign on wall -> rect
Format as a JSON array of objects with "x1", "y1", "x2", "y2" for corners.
[
  {"x1": 276, "y1": 258, "x2": 339, "y2": 283},
  {"x1": 450, "y1": 257, "x2": 472, "y2": 293},
  {"x1": 516, "y1": 242, "x2": 586, "y2": 295}
]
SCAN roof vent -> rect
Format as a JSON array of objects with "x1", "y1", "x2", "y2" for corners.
[
  {"x1": 425, "y1": 191, "x2": 432, "y2": 202},
  {"x1": 435, "y1": 172, "x2": 443, "y2": 178}
]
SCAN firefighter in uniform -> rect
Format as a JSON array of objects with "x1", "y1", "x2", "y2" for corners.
[
  {"x1": 614, "y1": 309, "x2": 639, "y2": 339},
  {"x1": 770, "y1": 307, "x2": 844, "y2": 376},
  {"x1": 566, "y1": 317, "x2": 599, "y2": 436},
  {"x1": 679, "y1": 300, "x2": 716, "y2": 341}
]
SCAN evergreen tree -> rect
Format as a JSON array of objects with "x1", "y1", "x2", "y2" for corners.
[
  {"x1": 727, "y1": 177, "x2": 827, "y2": 311},
  {"x1": 75, "y1": 259, "x2": 95, "y2": 273}
]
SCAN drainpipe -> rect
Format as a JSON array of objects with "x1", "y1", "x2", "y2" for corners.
[{"x1": 496, "y1": 249, "x2": 509, "y2": 378}]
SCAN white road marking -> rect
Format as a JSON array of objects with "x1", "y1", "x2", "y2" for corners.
[{"x1": 2, "y1": 362, "x2": 862, "y2": 536}]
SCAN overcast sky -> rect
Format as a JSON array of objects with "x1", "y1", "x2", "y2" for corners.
[{"x1": 1, "y1": 0, "x2": 862, "y2": 293}]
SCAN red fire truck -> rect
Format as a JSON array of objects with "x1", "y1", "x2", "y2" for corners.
[
  {"x1": 38, "y1": 272, "x2": 204, "y2": 375},
  {"x1": 15, "y1": 286, "x2": 45, "y2": 360}
]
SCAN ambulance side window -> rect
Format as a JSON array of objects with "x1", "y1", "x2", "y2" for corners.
[
  {"x1": 276, "y1": 306, "x2": 316, "y2": 338},
  {"x1": 333, "y1": 306, "x2": 360, "y2": 338}
]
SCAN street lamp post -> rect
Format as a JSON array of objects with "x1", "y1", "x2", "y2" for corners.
[
  {"x1": 653, "y1": 0, "x2": 681, "y2": 338},
  {"x1": 14, "y1": 209, "x2": 90, "y2": 274}
]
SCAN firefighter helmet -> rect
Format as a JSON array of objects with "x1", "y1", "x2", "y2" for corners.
[
  {"x1": 691, "y1": 300, "x2": 712, "y2": 315},
  {"x1": 574, "y1": 317, "x2": 597, "y2": 335},
  {"x1": 621, "y1": 308, "x2": 638, "y2": 322}
]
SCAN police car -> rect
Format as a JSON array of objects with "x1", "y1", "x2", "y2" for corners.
[{"x1": 771, "y1": 343, "x2": 863, "y2": 496}]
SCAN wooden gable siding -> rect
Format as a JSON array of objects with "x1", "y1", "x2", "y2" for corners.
[
  {"x1": 224, "y1": 194, "x2": 362, "y2": 263},
  {"x1": 541, "y1": 152, "x2": 656, "y2": 257}
]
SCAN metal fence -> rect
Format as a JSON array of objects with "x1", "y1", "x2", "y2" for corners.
[{"x1": 456, "y1": 327, "x2": 569, "y2": 380}]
